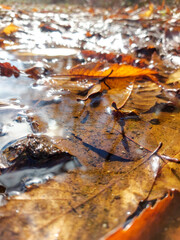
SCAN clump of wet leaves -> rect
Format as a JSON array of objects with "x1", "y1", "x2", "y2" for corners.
[{"x1": 0, "y1": 2, "x2": 179, "y2": 240}]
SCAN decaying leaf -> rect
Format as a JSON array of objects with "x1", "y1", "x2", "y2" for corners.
[{"x1": 1, "y1": 134, "x2": 80, "y2": 171}]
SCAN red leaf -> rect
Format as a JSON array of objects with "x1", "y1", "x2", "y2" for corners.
[{"x1": 0, "y1": 62, "x2": 20, "y2": 78}]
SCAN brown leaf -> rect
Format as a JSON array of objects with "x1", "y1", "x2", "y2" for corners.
[
  {"x1": 77, "y1": 83, "x2": 102, "y2": 101},
  {"x1": 166, "y1": 69, "x2": 180, "y2": 84},
  {"x1": 39, "y1": 23, "x2": 58, "y2": 32},
  {"x1": 0, "y1": 62, "x2": 20, "y2": 78},
  {"x1": 25, "y1": 63, "x2": 53, "y2": 79},
  {"x1": 136, "y1": 46, "x2": 158, "y2": 60},
  {"x1": 68, "y1": 62, "x2": 159, "y2": 108}
]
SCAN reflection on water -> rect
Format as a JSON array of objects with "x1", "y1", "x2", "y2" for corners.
[{"x1": 0, "y1": 4, "x2": 179, "y2": 196}]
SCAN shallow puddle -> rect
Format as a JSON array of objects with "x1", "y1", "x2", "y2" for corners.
[{"x1": 0, "y1": 3, "x2": 179, "y2": 240}]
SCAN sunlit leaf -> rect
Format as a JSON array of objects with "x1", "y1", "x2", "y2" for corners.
[{"x1": 69, "y1": 62, "x2": 158, "y2": 79}]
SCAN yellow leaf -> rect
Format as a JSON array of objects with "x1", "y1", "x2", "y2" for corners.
[
  {"x1": 2, "y1": 23, "x2": 20, "y2": 35},
  {"x1": 139, "y1": 3, "x2": 154, "y2": 19}
]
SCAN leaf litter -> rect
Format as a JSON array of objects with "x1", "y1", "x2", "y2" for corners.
[{"x1": 0, "y1": 2, "x2": 179, "y2": 240}]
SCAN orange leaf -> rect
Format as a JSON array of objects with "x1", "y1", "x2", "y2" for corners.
[
  {"x1": 86, "y1": 31, "x2": 93, "y2": 38},
  {"x1": 104, "y1": 192, "x2": 174, "y2": 240},
  {"x1": 1, "y1": 23, "x2": 20, "y2": 35},
  {"x1": 0, "y1": 5, "x2": 11, "y2": 10},
  {"x1": 69, "y1": 62, "x2": 157, "y2": 79}
]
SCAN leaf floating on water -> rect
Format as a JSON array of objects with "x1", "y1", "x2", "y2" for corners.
[{"x1": 69, "y1": 62, "x2": 158, "y2": 79}]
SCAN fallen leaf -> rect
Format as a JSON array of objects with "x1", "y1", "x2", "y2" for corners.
[
  {"x1": 1, "y1": 23, "x2": 20, "y2": 36},
  {"x1": 86, "y1": 31, "x2": 93, "y2": 38},
  {"x1": 0, "y1": 62, "x2": 20, "y2": 77},
  {"x1": 39, "y1": 23, "x2": 58, "y2": 32},
  {"x1": 139, "y1": 3, "x2": 154, "y2": 19},
  {"x1": 166, "y1": 69, "x2": 180, "y2": 84},
  {"x1": 0, "y1": 5, "x2": 11, "y2": 10},
  {"x1": 25, "y1": 63, "x2": 53, "y2": 79},
  {"x1": 104, "y1": 190, "x2": 180, "y2": 240},
  {"x1": 77, "y1": 83, "x2": 102, "y2": 101},
  {"x1": 0, "y1": 3, "x2": 179, "y2": 240},
  {"x1": 69, "y1": 62, "x2": 158, "y2": 79}
]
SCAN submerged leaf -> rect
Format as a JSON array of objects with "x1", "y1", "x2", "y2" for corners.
[{"x1": 77, "y1": 83, "x2": 101, "y2": 101}]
